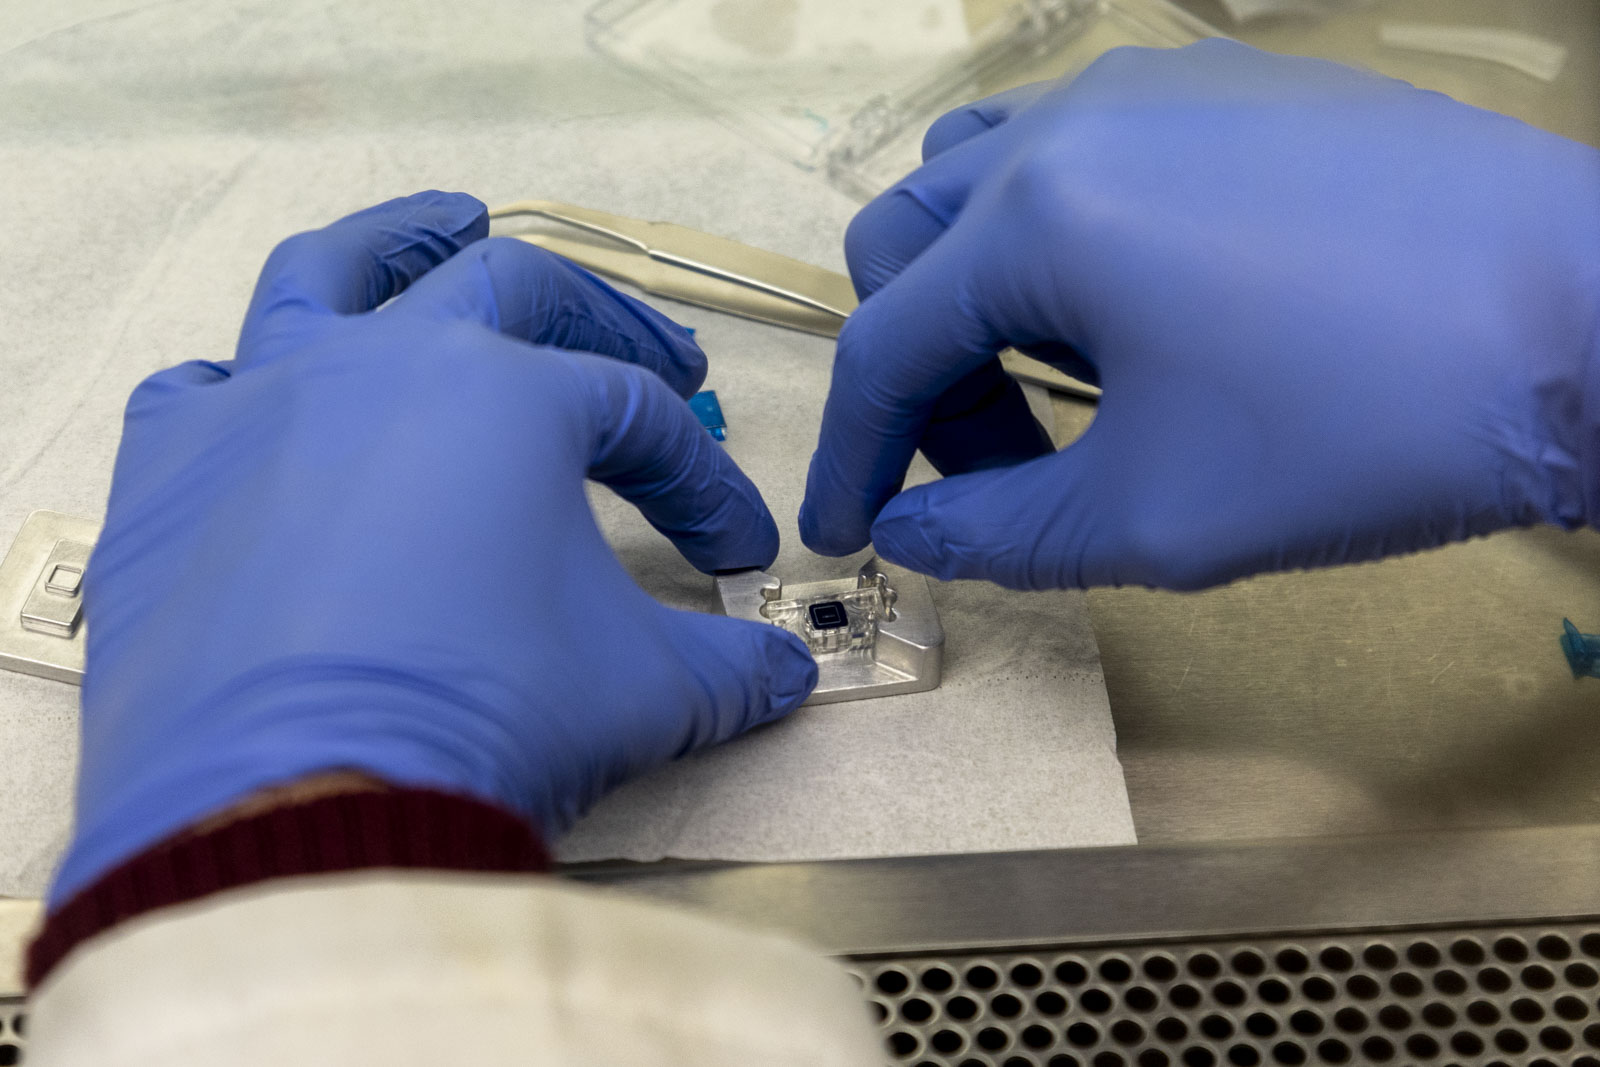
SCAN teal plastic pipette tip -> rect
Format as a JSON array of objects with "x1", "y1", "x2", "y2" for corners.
[
  {"x1": 689, "y1": 390, "x2": 726, "y2": 442},
  {"x1": 1559, "y1": 619, "x2": 1600, "y2": 679}
]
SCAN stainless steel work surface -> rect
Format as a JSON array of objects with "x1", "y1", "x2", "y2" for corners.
[
  {"x1": 579, "y1": 825, "x2": 1600, "y2": 954},
  {"x1": 1088, "y1": 518, "x2": 1600, "y2": 845}
]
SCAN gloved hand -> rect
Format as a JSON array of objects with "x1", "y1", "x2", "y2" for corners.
[
  {"x1": 53, "y1": 191, "x2": 817, "y2": 905},
  {"x1": 800, "y1": 39, "x2": 1600, "y2": 590}
]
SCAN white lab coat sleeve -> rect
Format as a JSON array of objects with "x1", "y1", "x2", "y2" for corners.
[{"x1": 24, "y1": 869, "x2": 886, "y2": 1067}]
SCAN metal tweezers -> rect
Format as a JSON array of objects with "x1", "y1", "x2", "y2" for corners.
[{"x1": 488, "y1": 200, "x2": 1100, "y2": 402}]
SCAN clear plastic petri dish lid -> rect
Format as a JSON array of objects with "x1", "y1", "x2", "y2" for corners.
[{"x1": 587, "y1": 0, "x2": 1219, "y2": 201}]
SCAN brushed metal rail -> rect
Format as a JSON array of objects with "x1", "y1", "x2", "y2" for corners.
[{"x1": 569, "y1": 825, "x2": 1600, "y2": 956}]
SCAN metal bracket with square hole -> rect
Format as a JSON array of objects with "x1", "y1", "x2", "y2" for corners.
[
  {"x1": 0, "y1": 511, "x2": 100, "y2": 685},
  {"x1": 715, "y1": 557, "x2": 943, "y2": 706}
]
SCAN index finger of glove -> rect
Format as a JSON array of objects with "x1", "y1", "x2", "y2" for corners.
[
  {"x1": 392, "y1": 238, "x2": 708, "y2": 398},
  {"x1": 846, "y1": 82, "x2": 1055, "y2": 299},
  {"x1": 920, "y1": 80, "x2": 1055, "y2": 161},
  {"x1": 237, "y1": 191, "x2": 487, "y2": 362},
  {"x1": 845, "y1": 121, "x2": 1020, "y2": 299},
  {"x1": 562, "y1": 352, "x2": 780, "y2": 573},
  {"x1": 800, "y1": 222, "x2": 1007, "y2": 556}
]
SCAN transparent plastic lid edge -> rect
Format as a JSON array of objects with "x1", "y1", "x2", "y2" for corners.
[
  {"x1": 587, "y1": 0, "x2": 1222, "y2": 202},
  {"x1": 586, "y1": 0, "x2": 852, "y2": 167}
]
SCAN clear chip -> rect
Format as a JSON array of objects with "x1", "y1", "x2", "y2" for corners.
[{"x1": 761, "y1": 582, "x2": 890, "y2": 655}]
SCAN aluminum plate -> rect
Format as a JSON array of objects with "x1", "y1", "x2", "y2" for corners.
[{"x1": 0, "y1": 511, "x2": 99, "y2": 685}]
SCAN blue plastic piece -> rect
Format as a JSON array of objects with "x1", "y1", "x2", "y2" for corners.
[
  {"x1": 1560, "y1": 619, "x2": 1600, "y2": 679},
  {"x1": 690, "y1": 389, "x2": 727, "y2": 441}
]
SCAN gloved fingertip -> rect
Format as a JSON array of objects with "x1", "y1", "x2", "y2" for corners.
[
  {"x1": 761, "y1": 627, "x2": 819, "y2": 718},
  {"x1": 678, "y1": 504, "x2": 779, "y2": 575},
  {"x1": 168, "y1": 359, "x2": 234, "y2": 386},
  {"x1": 921, "y1": 109, "x2": 994, "y2": 162},
  {"x1": 843, "y1": 192, "x2": 949, "y2": 299},
  {"x1": 420, "y1": 190, "x2": 490, "y2": 240},
  {"x1": 127, "y1": 360, "x2": 233, "y2": 415},
  {"x1": 798, "y1": 498, "x2": 870, "y2": 558},
  {"x1": 870, "y1": 490, "x2": 947, "y2": 578},
  {"x1": 359, "y1": 190, "x2": 487, "y2": 250},
  {"x1": 748, "y1": 510, "x2": 782, "y2": 572},
  {"x1": 797, "y1": 499, "x2": 822, "y2": 551},
  {"x1": 504, "y1": 249, "x2": 707, "y2": 396},
  {"x1": 659, "y1": 323, "x2": 709, "y2": 399},
  {"x1": 566, "y1": 254, "x2": 707, "y2": 395}
]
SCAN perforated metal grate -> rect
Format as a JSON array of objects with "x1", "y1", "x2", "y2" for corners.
[
  {"x1": 5, "y1": 925, "x2": 1599, "y2": 1064},
  {"x1": 847, "y1": 923, "x2": 1600, "y2": 1067},
  {"x1": 0, "y1": 996, "x2": 25, "y2": 1066}
]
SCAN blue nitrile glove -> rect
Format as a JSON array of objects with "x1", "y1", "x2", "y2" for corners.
[
  {"x1": 800, "y1": 39, "x2": 1600, "y2": 590},
  {"x1": 52, "y1": 191, "x2": 817, "y2": 905}
]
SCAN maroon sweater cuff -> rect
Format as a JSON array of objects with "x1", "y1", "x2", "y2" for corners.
[{"x1": 27, "y1": 788, "x2": 549, "y2": 991}]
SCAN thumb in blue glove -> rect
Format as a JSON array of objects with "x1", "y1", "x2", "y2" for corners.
[
  {"x1": 801, "y1": 39, "x2": 1600, "y2": 591},
  {"x1": 54, "y1": 192, "x2": 817, "y2": 905}
]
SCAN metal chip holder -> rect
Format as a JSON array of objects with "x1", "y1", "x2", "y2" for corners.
[
  {"x1": 0, "y1": 511, "x2": 99, "y2": 685},
  {"x1": 716, "y1": 557, "x2": 943, "y2": 706}
]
